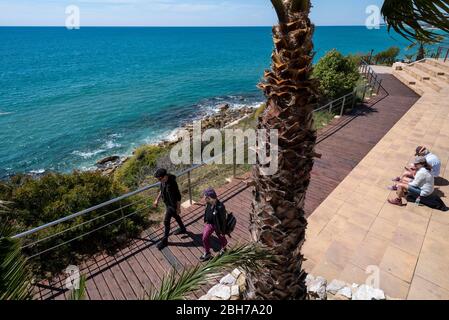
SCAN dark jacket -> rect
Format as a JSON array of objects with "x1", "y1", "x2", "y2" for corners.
[
  {"x1": 204, "y1": 200, "x2": 227, "y2": 235},
  {"x1": 160, "y1": 174, "x2": 182, "y2": 209}
]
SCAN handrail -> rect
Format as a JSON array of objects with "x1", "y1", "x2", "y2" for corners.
[{"x1": 11, "y1": 66, "x2": 380, "y2": 243}]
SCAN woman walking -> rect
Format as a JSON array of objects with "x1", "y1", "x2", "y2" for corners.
[{"x1": 200, "y1": 188, "x2": 228, "y2": 261}]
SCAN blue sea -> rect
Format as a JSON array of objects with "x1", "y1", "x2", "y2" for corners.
[{"x1": 0, "y1": 26, "x2": 415, "y2": 177}]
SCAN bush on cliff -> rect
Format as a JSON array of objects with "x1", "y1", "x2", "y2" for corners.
[
  {"x1": 0, "y1": 171, "x2": 150, "y2": 277},
  {"x1": 114, "y1": 145, "x2": 167, "y2": 189},
  {"x1": 312, "y1": 49, "x2": 360, "y2": 100}
]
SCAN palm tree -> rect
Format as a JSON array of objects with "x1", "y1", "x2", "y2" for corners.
[
  {"x1": 250, "y1": 0, "x2": 317, "y2": 300},
  {"x1": 148, "y1": 245, "x2": 271, "y2": 300},
  {"x1": 250, "y1": 0, "x2": 449, "y2": 300}
]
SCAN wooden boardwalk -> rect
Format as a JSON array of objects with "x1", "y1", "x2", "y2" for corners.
[{"x1": 34, "y1": 73, "x2": 419, "y2": 300}]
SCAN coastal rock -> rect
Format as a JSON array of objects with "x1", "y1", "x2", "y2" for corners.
[
  {"x1": 208, "y1": 284, "x2": 231, "y2": 300},
  {"x1": 352, "y1": 285, "x2": 386, "y2": 300},
  {"x1": 96, "y1": 156, "x2": 120, "y2": 166},
  {"x1": 219, "y1": 103, "x2": 230, "y2": 112}
]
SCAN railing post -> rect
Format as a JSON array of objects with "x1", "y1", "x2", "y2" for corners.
[
  {"x1": 377, "y1": 79, "x2": 382, "y2": 95},
  {"x1": 329, "y1": 101, "x2": 333, "y2": 113},
  {"x1": 187, "y1": 171, "x2": 193, "y2": 205},
  {"x1": 340, "y1": 96, "x2": 346, "y2": 116},
  {"x1": 362, "y1": 85, "x2": 367, "y2": 103},
  {"x1": 351, "y1": 89, "x2": 357, "y2": 110}
]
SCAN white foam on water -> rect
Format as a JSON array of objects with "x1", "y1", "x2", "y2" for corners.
[
  {"x1": 72, "y1": 149, "x2": 105, "y2": 159},
  {"x1": 29, "y1": 169, "x2": 46, "y2": 174}
]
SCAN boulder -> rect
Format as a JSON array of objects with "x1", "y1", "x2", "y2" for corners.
[
  {"x1": 326, "y1": 279, "x2": 346, "y2": 295},
  {"x1": 305, "y1": 274, "x2": 315, "y2": 288},
  {"x1": 96, "y1": 155, "x2": 120, "y2": 165},
  {"x1": 307, "y1": 276, "x2": 327, "y2": 300},
  {"x1": 352, "y1": 285, "x2": 386, "y2": 300},
  {"x1": 230, "y1": 285, "x2": 240, "y2": 299},
  {"x1": 208, "y1": 284, "x2": 231, "y2": 300},
  {"x1": 231, "y1": 268, "x2": 242, "y2": 279},
  {"x1": 337, "y1": 286, "x2": 352, "y2": 299},
  {"x1": 220, "y1": 274, "x2": 237, "y2": 286}
]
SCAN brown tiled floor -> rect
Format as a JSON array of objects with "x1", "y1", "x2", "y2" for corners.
[{"x1": 303, "y1": 63, "x2": 449, "y2": 299}]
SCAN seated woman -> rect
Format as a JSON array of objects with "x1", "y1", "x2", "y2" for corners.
[{"x1": 388, "y1": 156, "x2": 434, "y2": 206}]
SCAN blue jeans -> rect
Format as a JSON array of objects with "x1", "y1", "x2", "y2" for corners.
[{"x1": 408, "y1": 185, "x2": 421, "y2": 198}]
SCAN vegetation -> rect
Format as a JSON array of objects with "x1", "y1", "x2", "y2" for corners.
[
  {"x1": 312, "y1": 49, "x2": 360, "y2": 100},
  {"x1": 381, "y1": 0, "x2": 449, "y2": 42},
  {"x1": 0, "y1": 171, "x2": 150, "y2": 277},
  {"x1": 148, "y1": 244, "x2": 272, "y2": 300},
  {"x1": 373, "y1": 46, "x2": 401, "y2": 66},
  {"x1": 114, "y1": 145, "x2": 167, "y2": 189},
  {"x1": 0, "y1": 224, "x2": 32, "y2": 300}
]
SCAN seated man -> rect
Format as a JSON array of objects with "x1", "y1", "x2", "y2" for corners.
[
  {"x1": 391, "y1": 146, "x2": 441, "y2": 186},
  {"x1": 388, "y1": 156, "x2": 435, "y2": 206}
]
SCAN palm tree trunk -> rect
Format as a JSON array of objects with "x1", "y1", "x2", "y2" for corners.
[{"x1": 249, "y1": 0, "x2": 317, "y2": 300}]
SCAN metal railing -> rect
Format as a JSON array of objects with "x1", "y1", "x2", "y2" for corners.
[
  {"x1": 10, "y1": 66, "x2": 382, "y2": 263},
  {"x1": 360, "y1": 60, "x2": 384, "y2": 96},
  {"x1": 436, "y1": 46, "x2": 449, "y2": 62}
]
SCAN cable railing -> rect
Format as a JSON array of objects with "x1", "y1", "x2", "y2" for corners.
[{"x1": 10, "y1": 65, "x2": 382, "y2": 267}]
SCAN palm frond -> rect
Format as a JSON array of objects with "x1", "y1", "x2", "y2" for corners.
[
  {"x1": 381, "y1": 0, "x2": 449, "y2": 42},
  {"x1": 68, "y1": 275, "x2": 87, "y2": 300},
  {"x1": 148, "y1": 244, "x2": 273, "y2": 300},
  {"x1": 0, "y1": 224, "x2": 32, "y2": 300}
]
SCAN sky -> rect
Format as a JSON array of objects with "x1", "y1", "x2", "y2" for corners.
[{"x1": 0, "y1": 0, "x2": 386, "y2": 27}]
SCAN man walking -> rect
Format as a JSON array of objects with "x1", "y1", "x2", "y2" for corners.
[{"x1": 153, "y1": 168, "x2": 187, "y2": 250}]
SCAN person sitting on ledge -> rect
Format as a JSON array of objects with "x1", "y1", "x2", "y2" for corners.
[
  {"x1": 392, "y1": 146, "x2": 441, "y2": 184},
  {"x1": 388, "y1": 156, "x2": 434, "y2": 207}
]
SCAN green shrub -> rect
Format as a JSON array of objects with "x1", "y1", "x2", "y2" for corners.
[
  {"x1": 114, "y1": 145, "x2": 167, "y2": 188},
  {"x1": 312, "y1": 49, "x2": 360, "y2": 100},
  {"x1": 373, "y1": 46, "x2": 400, "y2": 66},
  {"x1": 0, "y1": 171, "x2": 150, "y2": 277}
]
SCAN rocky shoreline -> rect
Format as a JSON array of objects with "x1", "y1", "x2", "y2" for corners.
[{"x1": 94, "y1": 104, "x2": 258, "y2": 176}]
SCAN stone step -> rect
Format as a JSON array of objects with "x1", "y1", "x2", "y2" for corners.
[
  {"x1": 392, "y1": 70, "x2": 436, "y2": 96},
  {"x1": 402, "y1": 66, "x2": 443, "y2": 92},
  {"x1": 413, "y1": 61, "x2": 446, "y2": 77},
  {"x1": 425, "y1": 58, "x2": 449, "y2": 73}
]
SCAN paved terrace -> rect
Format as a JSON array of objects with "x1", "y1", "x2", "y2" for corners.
[
  {"x1": 303, "y1": 66, "x2": 449, "y2": 299},
  {"x1": 35, "y1": 73, "x2": 422, "y2": 300}
]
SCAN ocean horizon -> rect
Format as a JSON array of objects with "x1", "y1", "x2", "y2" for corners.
[{"x1": 0, "y1": 26, "x2": 416, "y2": 178}]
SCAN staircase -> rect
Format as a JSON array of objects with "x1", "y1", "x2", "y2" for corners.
[{"x1": 393, "y1": 58, "x2": 449, "y2": 96}]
